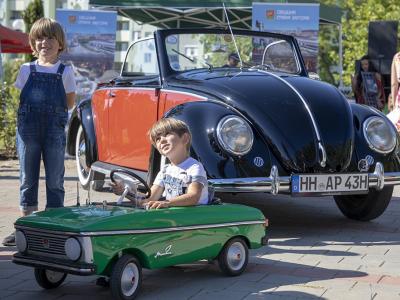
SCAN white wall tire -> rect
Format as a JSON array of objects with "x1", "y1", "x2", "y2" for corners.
[
  {"x1": 111, "y1": 254, "x2": 142, "y2": 300},
  {"x1": 75, "y1": 125, "x2": 104, "y2": 190},
  {"x1": 218, "y1": 237, "x2": 248, "y2": 276}
]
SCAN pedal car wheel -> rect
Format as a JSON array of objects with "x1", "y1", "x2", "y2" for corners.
[
  {"x1": 218, "y1": 237, "x2": 248, "y2": 276},
  {"x1": 34, "y1": 268, "x2": 67, "y2": 289},
  {"x1": 75, "y1": 125, "x2": 105, "y2": 191},
  {"x1": 110, "y1": 254, "x2": 142, "y2": 300},
  {"x1": 334, "y1": 186, "x2": 393, "y2": 221}
]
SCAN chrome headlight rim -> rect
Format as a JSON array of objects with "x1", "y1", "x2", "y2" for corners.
[
  {"x1": 65, "y1": 237, "x2": 82, "y2": 261},
  {"x1": 363, "y1": 116, "x2": 397, "y2": 154},
  {"x1": 216, "y1": 115, "x2": 254, "y2": 156},
  {"x1": 15, "y1": 230, "x2": 27, "y2": 253}
]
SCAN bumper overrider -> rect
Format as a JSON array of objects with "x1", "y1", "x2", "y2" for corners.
[
  {"x1": 13, "y1": 253, "x2": 96, "y2": 275},
  {"x1": 208, "y1": 162, "x2": 400, "y2": 194}
]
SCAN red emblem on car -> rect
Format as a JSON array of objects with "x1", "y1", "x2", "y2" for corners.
[{"x1": 42, "y1": 238, "x2": 50, "y2": 248}]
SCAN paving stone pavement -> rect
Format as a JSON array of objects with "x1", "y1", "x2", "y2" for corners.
[{"x1": 0, "y1": 159, "x2": 400, "y2": 299}]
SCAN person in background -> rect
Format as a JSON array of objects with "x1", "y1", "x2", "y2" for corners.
[
  {"x1": 223, "y1": 52, "x2": 240, "y2": 68},
  {"x1": 391, "y1": 52, "x2": 400, "y2": 109},
  {"x1": 2, "y1": 18, "x2": 76, "y2": 246},
  {"x1": 351, "y1": 55, "x2": 385, "y2": 110}
]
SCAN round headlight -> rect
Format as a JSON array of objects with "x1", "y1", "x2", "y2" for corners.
[
  {"x1": 65, "y1": 237, "x2": 81, "y2": 261},
  {"x1": 15, "y1": 230, "x2": 27, "y2": 252},
  {"x1": 363, "y1": 116, "x2": 397, "y2": 154},
  {"x1": 217, "y1": 115, "x2": 254, "y2": 155}
]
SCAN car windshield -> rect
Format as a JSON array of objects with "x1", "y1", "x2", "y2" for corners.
[{"x1": 165, "y1": 32, "x2": 300, "y2": 74}]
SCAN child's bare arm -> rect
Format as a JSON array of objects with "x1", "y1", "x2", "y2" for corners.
[
  {"x1": 66, "y1": 92, "x2": 76, "y2": 109},
  {"x1": 147, "y1": 182, "x2": 203, "y2": 209}
]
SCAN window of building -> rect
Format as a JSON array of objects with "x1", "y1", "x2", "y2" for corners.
[
  {"x1": 10, "y1": 10, "x2": 22, "y2": 20},
  {"x1": 133, "y1": 31, "x2": 142, "y2": 41},
  {"x1": 117, "y1": 21, "x2": 129, "y2": 31},
  {"x1": 184, "y1": 46, "x2": 198, "y2": 59},
  {"x1": 144, "y1": 53, "x2": 152, "y2": 63},
  {"x1": 116, "y1": 42, "x2": 129, "y2": 52},
  {"x1": 55, "y1": 0, "x2": 68, "y2": 9}
]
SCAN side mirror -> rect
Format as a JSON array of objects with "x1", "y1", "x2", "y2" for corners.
[{"x1": 308, "y1": 72, "x2": 321, "y2": 81}]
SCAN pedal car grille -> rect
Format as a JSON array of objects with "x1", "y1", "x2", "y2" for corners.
[{"x1": 25, "y1": 231, "x2": 67, "y2": 258}]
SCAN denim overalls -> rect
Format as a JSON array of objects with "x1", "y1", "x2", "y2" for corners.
[{"x1": 17, "y1": 62, "x2": 68, "y2": 212}]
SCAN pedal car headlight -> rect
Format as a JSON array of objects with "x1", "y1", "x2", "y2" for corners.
[
  {"x1": 15, "y1": 230, "x2": 27, "y2": 252},
  {"x1": 65, "y1": 237, "x2": 82, "y2": 261},
  {"x1": 217, "y1": 115, "x2": 254, "y2": 155},
  {"x1": 363, "y1": 116, "x2": 397, "y2": 154}
]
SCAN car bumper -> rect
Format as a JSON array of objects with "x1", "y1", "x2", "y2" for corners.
[
  {"x1": 13, "y1": 253, "x2": 96, "y2": 275},
  {"x1": 209, "y1": 162, "x2": 399, "y2": 194}
]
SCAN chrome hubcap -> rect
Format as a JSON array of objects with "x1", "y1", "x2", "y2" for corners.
[
  {"x1": 227, "y1": 242, "x2": 246, "y2": 271},
  {"x1": 78, "y1": 137, "x2": 89, "y2": 177},
  {"x1": 45, "y1": 270, "x2": 64, "y2": 283},
  {"x1": 121, "y1": 263, "x2": 139, "y2": 296}
]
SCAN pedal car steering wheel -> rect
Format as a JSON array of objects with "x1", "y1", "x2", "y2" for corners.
[{"x1": 110, "y1": 169, "x2": 151, "y2": 199}]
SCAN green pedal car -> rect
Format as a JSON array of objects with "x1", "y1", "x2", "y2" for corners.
[{"x1": 13, "y1": 170, "x2": 268, "y2": 300}]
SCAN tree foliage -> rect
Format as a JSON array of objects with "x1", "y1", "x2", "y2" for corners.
[
  {"x1": 22, "y1": 0, "x2": 44, "y2": 62},
  {"x1": 319, "y1": 0, "x2": 400, "y2": 86}
]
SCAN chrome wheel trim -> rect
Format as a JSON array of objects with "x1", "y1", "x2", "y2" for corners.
[
  {"x1": 227, "y1": 242, "x2": 246, "y2": 271},
  {"x1": 75, "y1": 126, "x2": 90, "y2": 185},
  {"x1": 121, "y1": 262, "x2": 139, "y2": 296},
  {"x1": 45, "y1": 270, "x2": 64, "y2": 283}
]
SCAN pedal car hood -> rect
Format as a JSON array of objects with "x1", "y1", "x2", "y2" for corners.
[{"x1": 15, "y1": 204, "x2": 265, "y2": 233}]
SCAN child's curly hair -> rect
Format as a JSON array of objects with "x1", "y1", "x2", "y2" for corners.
[
  {"x1": 149, "y1": 118, "x2": 192, "y2": 152},
  {"x1": 29, "y1": 18, "x2": 66, "y2": 58}
]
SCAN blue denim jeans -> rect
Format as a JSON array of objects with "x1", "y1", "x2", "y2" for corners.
[{"x1": 17, "y1": 112, "x2": 67, "y2": 212}]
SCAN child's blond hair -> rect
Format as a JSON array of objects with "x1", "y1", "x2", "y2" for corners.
[
  {"x1": 149, "y1": 118, "x2": 192, "y2": 152},
  {"x1": 29, "y1": 18, "x2": 66, "y2": 57}
]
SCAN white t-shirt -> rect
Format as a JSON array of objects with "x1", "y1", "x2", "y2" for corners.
[
  {"x1": 153, "y1": 157, "x2": 209, "y2": 205},
  {"x1": 14, "y1": 60, "x2": 76, "y2": 94}
]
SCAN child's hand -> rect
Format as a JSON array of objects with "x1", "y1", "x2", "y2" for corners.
[
  {"x1": 110, "y1": 181, "x2": 125, "y2": 195},
  {"x1": 146, "y1": 200, "x2": 170, "y2": 209}
]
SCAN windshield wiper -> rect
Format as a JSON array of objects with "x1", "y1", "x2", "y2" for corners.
[{"x1": 171, "y1": 49, "x2": 213, "y2": 71}]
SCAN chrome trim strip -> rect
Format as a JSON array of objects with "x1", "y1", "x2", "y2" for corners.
[
  {"x1": 13, "y1": 257, "x2": 95, "y2": 274},
  {"x1": 108, "y1": 87, "x2": 156, "y2": 91},
  {"x1": 257, "y1": 70, "x2": 326, "y2": 167},
  {"x1": 161, "y1": 89, "x2": 208, "y2": 100},
  {"x1": 16, "y1": 221, "x2": 265, "y2": 237}
]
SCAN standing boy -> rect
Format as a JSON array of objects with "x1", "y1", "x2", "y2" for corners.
[{"x1": 2, "y1": 18, "x2": 76, "y2": 246}]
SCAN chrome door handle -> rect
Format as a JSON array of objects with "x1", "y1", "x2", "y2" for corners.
[{"x1": 109, "y1": 91, "x2": 116, "y2": 97}]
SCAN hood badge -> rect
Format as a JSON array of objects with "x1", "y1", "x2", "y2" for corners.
[
  {"x1": 254, "y1": 157, "x2": 264, "y2": 167},
  {"x1": 155, "y1": 244, "x2": 172, "y2": 258},
  {"x1": 358, "y1": 155, "x2": 374, "y2": 172}
]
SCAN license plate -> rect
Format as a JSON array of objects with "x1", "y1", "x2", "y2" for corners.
[{"x1": 291, "y1": 173, "x2": 369, "y2": 195}]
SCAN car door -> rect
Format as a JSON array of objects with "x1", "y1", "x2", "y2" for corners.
[{"x1": 105, "y1": 38, "x2": 160, "y2": 171}]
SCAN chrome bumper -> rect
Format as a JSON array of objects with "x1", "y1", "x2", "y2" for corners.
[
  {"x1": 13, "y1": 253, "x2": 96, "y2": 275},
  {"x1": 208, "y1": 163, "x2": 400, "y2": 194}
]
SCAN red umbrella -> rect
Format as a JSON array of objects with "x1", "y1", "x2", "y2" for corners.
[{"x1": 0, "y1": 25, "x2": 31, "y2": 53}]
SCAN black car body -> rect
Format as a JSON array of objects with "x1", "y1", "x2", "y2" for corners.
[{"x1": 67, "y1": 28, "x2": 400, "y2": 221}]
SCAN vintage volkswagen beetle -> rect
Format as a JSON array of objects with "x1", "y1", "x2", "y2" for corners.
[
  {"x1": 13, "y1": 170, "x2": 268, "y2": 300},
  {"x1": 67, "y1": 28, "x2": 400, "y2": 221}
]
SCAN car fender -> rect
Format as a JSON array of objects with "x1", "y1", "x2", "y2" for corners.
[
  {"x1": 76, "y1": 99, "x2": 98, "y2": 167},
  {"x1": 350, "y1": 103, "x2": 400, "y2": 172},
  {"x1": 164, "y1": 101, "x2": 278, "y2": 179}
]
